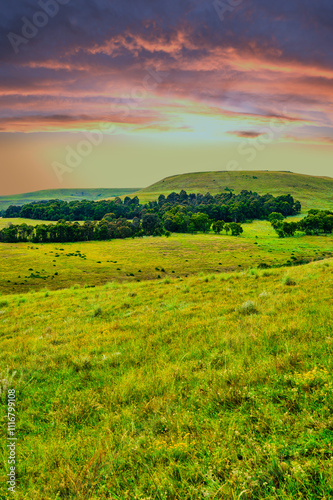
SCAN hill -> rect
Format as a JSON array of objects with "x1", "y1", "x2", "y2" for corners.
[
  {"x1": 0, "y1": 188, "x2": 140, "y2": 212},
  {"x1": 135, "y1": 171, "x2": 333, "y2": 210},
  {"x1": 0, "y1": 258, "x2": 332, "y2": 498}
]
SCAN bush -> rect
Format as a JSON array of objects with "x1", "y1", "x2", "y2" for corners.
[
  {"x1": 237, "y1": 301, "x2": 258, "y2": 315},
  {"x1": 247, "y1": 269, "x2": 259, "y2": 278},
  {"x1": 257, "y1": 262, "x2": 270, "y2": 269},
  {"x1": 282, "y1": 276, "x2": 296, "y2": 286},
  {"x1": 93, "y1": 307, "x2": 103, "y2": 317},
  {"x1": 269, "y1": 212, "x2": 284, "y2": 223}
]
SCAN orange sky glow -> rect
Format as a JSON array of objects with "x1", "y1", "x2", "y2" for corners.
[{"x1": 0, "y1": 1, "x2": 332, "y2": 194}]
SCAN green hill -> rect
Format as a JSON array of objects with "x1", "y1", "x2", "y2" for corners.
[
  {"x1": 0, "y1": 188, "x2": 140, "y2": 212},
  {"x1": 0, "y1": 258, "x2": 332, "y2": 498},
  {"x1": 135, "y1": 171, "x2": 333, "y2": 210}
]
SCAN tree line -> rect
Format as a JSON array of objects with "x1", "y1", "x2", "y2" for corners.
[
  {"x1": 0, "y1": 216, "x2": 243, "y2": 243},
  {"x1": 0, "y1": 208, "x2": 330, "y2": 244},
  {"x1": 270, "y1": 210, "x2": 333, "y2": 237},
  {"x1": 2, "y1": 189, "x2": 301, "y2": 224},
  {"x1": 0, "y1": 189, "x2": 304, "y2": 243}
]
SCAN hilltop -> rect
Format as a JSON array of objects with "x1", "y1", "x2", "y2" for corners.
[
  {"x1": 2, "y1": 172, "x2": 332, "y2": 213},
  {"x1": 135, "y1": 171, "x2": 333, "y2": 210},
  {"x1": 0, "y1": 188, "x2": 140, "y2": 212}
]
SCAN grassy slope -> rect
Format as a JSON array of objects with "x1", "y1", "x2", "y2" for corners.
[
  {"x1": 0, "y1": 259, "x2": 332, "y2": 499},
  {"x1": 0, "y1": 218, "x2": 57, "y2": 230},
  {"x1": 0, "y1": 188, "x2": 140, "y2": 211},
  {"x1": 134, "y1": 171, "x2": 333, "y2": 210},
  {"x1": 0, "y1": 174, "x2": 332, "y2": 498},
  {"x1": 0, "y1": 220, "x2": 332, "y2": 295}
]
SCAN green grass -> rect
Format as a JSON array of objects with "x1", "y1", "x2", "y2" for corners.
[
  {"x1": 0, "y1": 196, "x2": 332, "y2": 498},
  {"x1": 0, "y1": 219, "x2": 332, "y2": 295},
  {"x1": 133, "y1": 170, "x2": 333, "y2": 210},
  {"x1": 0, "y1": 218, "x2": 57, "y2": 230},
  {"x1": 0, "y1": 259, "x2": 332, "y2": 498},
  {"x1": 0, "y1": 188, "x2": 140, "y2": 211}
]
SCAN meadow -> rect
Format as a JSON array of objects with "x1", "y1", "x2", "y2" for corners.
[
  {"x1": 0, "y1": 189, "x2": 139, "y2": 212},
  {"x1": 0, "y1": 184, "x2": 332, "y2": 498},
  {"x1": 0, "y1": 219, "x2": 332, "y2": 295},
  {"x1": 0, "y1": 218, "x2": 57, "y2": 230},
  {"x1": 0, "y1": 257, "x2": 332, "y2": 499}
]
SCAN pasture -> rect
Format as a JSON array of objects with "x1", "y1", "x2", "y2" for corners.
[
  {"x1": 0, "y1": 219, "x2": 332, "y2": 295},
  {"x1": 0, "y1": 258, "x2": 332, "y2": 498}
]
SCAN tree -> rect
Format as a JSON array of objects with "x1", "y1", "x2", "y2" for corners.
[
  {"x1": 229, "y1": 222, "x2": 243, "y2": 236},
  {"x1": 282, "y1": 222, "x2": 298, "y2": 237},
  {"x1": 102, "y1": 213, "x2": 116, "y2": 222},
  {"x1": 297, "y1": 211, "x2": 333, "y2": 235},
  {"x1": 271, "y1": 220, "x2": 298, "y2": 238},
  {"x1": 269, "y1": 212, "x2": 284, "y2": 223},
  {"x1": 131, "y1": 217, "x2": 140, "y2": 230},
  {"x1": 191, "y1": 213, "x2": 212, "y2": 233},
  {"x1": 212, "y1": 220, "x2": 225, "y2": 234},
  {"x1": 142, "y1": 213, "x2": 162, "y2": 235},
  {"x1": 162, "y1": 206, "x2": 191, "y2": 233},
  {"x1": 158, "y1": 194, "x2": 166, "y2": 207}
]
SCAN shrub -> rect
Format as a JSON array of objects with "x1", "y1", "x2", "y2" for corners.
[
  {"x1": 261, "y1": 270, "x2": 273, "y2": 277},
  {"x1": 93, "y1": 307, "x2": 103, "y2": 317},
  {"x1": 269, "y1": 212, "x2": 284, "y2": 223},
  {"x1": 247, "y1": 269, "x2": 259, "y2": 278},
  {"x1": 282, "y1": 276, "x2": 296, "y2": 286},
  {"x1": 257, "y1": 262, "x2": 270, "y2": 269},
  {"x1": 237, "y1": 301, "x2": 258, "y2": 315}
]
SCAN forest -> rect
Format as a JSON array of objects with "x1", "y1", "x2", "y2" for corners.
[
  {"x1": 2, "y1": 190, "x2": 301, "y2": 223},
  {"x1": 0, "y1": 190, "x2": 315, "y2": 243},
  {"x1": 1, "y1": 194, "x2": 331, "y2": 244}
]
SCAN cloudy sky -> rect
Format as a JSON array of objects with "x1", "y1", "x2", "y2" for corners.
[{"x1": 0, "y1": 0, "x2": 332, "y2": 194}]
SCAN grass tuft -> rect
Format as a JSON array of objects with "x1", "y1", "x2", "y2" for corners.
[
  {"x1": 237, "y1": 300, "x2": 258, "y2": 315},
  {"x1": 282, "y1": 276, "x2": 297, "y2": 286}
]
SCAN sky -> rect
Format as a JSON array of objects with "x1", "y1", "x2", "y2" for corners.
[{"x1": 0, "y1": 0, "x2": 332, "y2": 195}]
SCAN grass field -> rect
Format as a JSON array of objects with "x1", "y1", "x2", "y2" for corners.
[
  {"x1": 0, "y1": 188, "x2": 140, "y2": 212},
  {"x1": 0, "y1": 219, "x2": 332, "y2": 296},
  {"x1": 0, "y1": 218, "x2": 57, "y2": 230},
  {"x1": 0, "y1": 258, "x2": 332, "y2": 499},
  {"x1": 133, "y1": 171, "x2": 333, "y2": 210},
  {"x1": 0, "y1": 177, "x2": 332, "y2": 498}
]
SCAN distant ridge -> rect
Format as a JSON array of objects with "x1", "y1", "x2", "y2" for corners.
[
  {"x1": 0, "y1": 188, "x2": 140, "y2": 212},
  {"x1": 135, "y1": 171, "x2": 333, "y2": 210}
]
